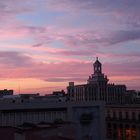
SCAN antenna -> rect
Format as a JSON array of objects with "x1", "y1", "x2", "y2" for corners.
[
  {"x1": 18, "y1": 81, "x2": 21, "y2": 94},
  {"x1": 96, "y1": 57, "x2": 98, "y2": 60}
]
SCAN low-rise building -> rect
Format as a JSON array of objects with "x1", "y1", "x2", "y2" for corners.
[
  {"x1": 0, "y1": 100, "x2": 105, "y2": 140},
  {"x1": 0, "y1": 89, "x2": 13, "y2": 97},
  {"x1": 14, "y1": 123, "x2": 77, "y2": 140}
]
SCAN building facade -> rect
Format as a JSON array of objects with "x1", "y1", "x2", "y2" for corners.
[
  {"x1": 106, "y1": 105, "x2": 140, "y2": 140},
  {"x1": 0, "y1": 89, "x2": 13, "y2": 97},
  {"x1": 67, "y1": 58, "x2": 126, "y2": 104},
  {"x1": 0, "y1": 99, "x2": 105, "y2": 140}
]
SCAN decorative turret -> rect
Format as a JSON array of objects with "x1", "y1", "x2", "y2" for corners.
[
  {"x1": 94, "y1": 57, "x2": 102, "y2": 74},
  {"x1": 87, "y1": 57, "x2": 108, "y2": 85}
]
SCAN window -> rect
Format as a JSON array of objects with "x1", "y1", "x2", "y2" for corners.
[
  {"x1": 138, "y1": 113, "x2": 140, "y2": 121},
  {"x1": 125, "y1": 112, "x2": 129, "y2": 120},
  {"x1": 119, "y1": 112, "x2": 122, "y2": 120},
  {"x1": 113, "y1": 112, "x2": 116, "y2": 119},
  {"x1": 107, "y1": 111, "x2": 110, "y2": 118},
  {"x1": 132, "y1": 112, "x2": 136, "y2": 120}
]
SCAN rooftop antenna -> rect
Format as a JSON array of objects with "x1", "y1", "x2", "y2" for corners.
[
  {"x1": 18, "y1": 81, "x2": 21, "y2": 94},
  {"x1": 96, "y1": 57, "x2": 98, "y2": 60}
]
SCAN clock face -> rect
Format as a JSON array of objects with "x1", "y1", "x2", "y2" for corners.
[
  {"x1": 95, "y1": 65, "x2": 101, "y2": 71},
  {"x1": 95, "y1": 67, "x2": 97, "y2": 71}
]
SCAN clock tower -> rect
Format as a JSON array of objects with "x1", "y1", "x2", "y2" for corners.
[{"x1": 87, "y1": 57, "x2": 108, "y2": 85}]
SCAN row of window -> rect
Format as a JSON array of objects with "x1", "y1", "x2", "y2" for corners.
[
  {"x1": 0, "y1": 111, "x2": 66, "y2": 126},
  {"x1": 107, "y1": 110, "x2": 140, "y2": 120},
  {"x1": 107, "y1": 123, "x2": 138, "y2": 140}
]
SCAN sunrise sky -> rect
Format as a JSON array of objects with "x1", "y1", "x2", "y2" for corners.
[{"x1": 0, "y1": 0, "x2": 140, "y2": 94}]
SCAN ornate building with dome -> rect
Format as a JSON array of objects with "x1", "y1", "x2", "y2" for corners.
[{"x1": 67, "y1": 58, "x2": 126, "y2": 104}]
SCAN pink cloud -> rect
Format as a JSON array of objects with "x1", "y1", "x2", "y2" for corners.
[
  {"x1": 0, "y1": 50, "x2": 139, "y2": 93},
  {"x1": 0, "y1": 0, "x2": 139, "y2": 93},
  {"x1": 104, "y1": 61, "x2": 140, "y2": 77},
  {"x1": 0, "y1": 51, "x2": 139, "y2": 89},
  {"x1": 22, "y1": 25, "x2": 140, "y2": 50}
]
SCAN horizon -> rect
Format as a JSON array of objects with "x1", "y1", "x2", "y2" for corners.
[{"x1": 0, "y1": 0, "x2": 140, "y2": 94}]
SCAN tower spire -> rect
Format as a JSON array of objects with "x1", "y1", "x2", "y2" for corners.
[
  {"x1": 94, "y1": 57, "x2": 102, "y2": 74},
  {"x1": 87, "y1": 58, "x2": 109, "y2": 84}
]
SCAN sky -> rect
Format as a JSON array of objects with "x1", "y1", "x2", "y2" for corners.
[{"x1": 0, "y1": 0, "x2": 140, "y2": 94}]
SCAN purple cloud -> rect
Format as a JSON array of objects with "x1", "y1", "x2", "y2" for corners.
[
  {"x1": 0, "y1": 51, "x2": 33, "y2": 67},
  {"x1": 23, "y1": 25, "x2": 140, "y2": 49},
  {"x1": 32, "y1": 43, "x2": 43, "y2": 48},
  {"x1": 48, "y1": 0, "x2": 140, "y2": 27},
  {"x1": 100, "y1": 30, "x2": 140, "y2": 45},
  {"x1": 0, "y1": 0, "x2": 139, "y2": 92},
  {"x1": 46, "y1": 77, "x2": 86, "y2": 82},
  {"x1": 104, "y1": 61, "x2": 140, "y2": 77}
]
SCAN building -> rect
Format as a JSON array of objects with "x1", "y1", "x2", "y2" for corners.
[
  {"x1": 0, "y1": 89, "x2": 13, "y2": 97},
  {"x1": 106, "y1": 105, "x2": 140, "y2": 140},
  {"x1": 44, "y1": 90, "x2": 67, "y2": 102},
  {"x1": 52, "y1": 90, "x2": 65, "y2": 97},
  {"x1": 0, "y1": 99, "x2": 105, "y2": 140},
  {"x1": 67, "y1": 58, "x2": 126, "y2": 104},
  {"x1": 14, "y1": 123, "x2": 77, "y2": 140},
  {"x1": 66, "y1": 58, "x2": 140, "y2": 139}
]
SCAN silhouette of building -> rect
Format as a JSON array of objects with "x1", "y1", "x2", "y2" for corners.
[
  {"x1": 67, "y1": 58, "x2": 126, "y2": 104},
  {"x1": 0, "y1": 100, "x2": 105, "y2": 140},
  {"x1": 106, "y1": 105, "x2": 140, "y2": 140},
  {"x1": 0, "y1": 89, "x2": 13, "y2": 97},
  {"x1": 0, "y1": 58, "x2": 139, "y2": 140},
  {"x1": 14, "y1": 123, "x2": 77, "y2": 140}
]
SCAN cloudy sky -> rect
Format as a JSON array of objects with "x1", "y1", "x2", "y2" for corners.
[{"x1": 0, "y1": 0, "x2": 140, "y2": 94}]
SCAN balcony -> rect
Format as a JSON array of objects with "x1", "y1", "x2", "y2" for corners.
[{"x1": 106, "y1": 117, "x2": 140, "y2": 124}]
